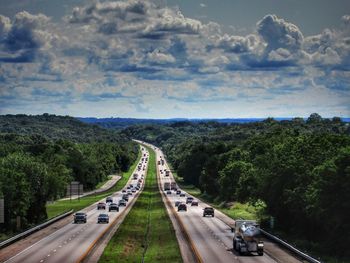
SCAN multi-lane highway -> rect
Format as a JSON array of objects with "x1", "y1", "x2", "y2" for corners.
[
  {"x1": 3, "y1": 147, "x2": 149, "y2": 263},
  {"x1": 149, "y1": 143, "x2": 302, "y2": 263}
]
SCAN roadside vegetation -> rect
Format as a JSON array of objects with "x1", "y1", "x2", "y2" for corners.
[
  {"x1": 121, "y1": 113, "x2": 350, "y2": 262},
  {"x1": 46, "y1": 148, "x2": 141, "y2": 219},
  {"x1": 99, "y1": 146, "x2": 182, "y2": 263},
  {"x1": 0, "y1": 114, "x2": 138, "y2": 240}
]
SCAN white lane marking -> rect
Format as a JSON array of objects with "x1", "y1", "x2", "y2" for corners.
[
  {"x1": 40, "y1": 260, "x2": 44, "y2": 262},
  {"x1": 5, "y1": 150, "x2": 148, "y2": 263}
]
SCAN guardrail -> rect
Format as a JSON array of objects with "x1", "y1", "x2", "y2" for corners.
[
  {"x1": 260, "y1": 229, "x2": 322, "y2": 263},
  {"x1": 0, "y1": 210, "x2": 74, "y2": 250}
]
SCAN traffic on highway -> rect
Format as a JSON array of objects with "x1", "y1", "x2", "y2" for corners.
[
  {"x1": 145, "y1": 142, "x2": 302, "y2": 263},
  {"x1": 3, "y1": 147, "x2": 149, "y2": 263}
]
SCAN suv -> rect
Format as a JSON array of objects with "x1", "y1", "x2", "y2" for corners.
[
  {"x1": 203, "y1": 207, "x2": 215, "y2": 217},
  {"x1": 73, "y1": 212, "x2": 87, "y2": 223},
  {"x1": 106, "y1": 197, "x2": 113, "y2": 203},
  {"x1": 118, "y1": 199, "x2": 127, "y2": 207},
  {"x1": 97, "y1": 202, "x2": 106, "y2": 210},
  {"x1": 186, "y1": 197, "x2": 194, "y2": 204},
  {"x1": 97, "y1": 213, "x2": 109, "y2": 224},
  {"x1": 178, "y1": 203, "x2": 187, "y2": 212},
  {"x1": 191, "y1": 200, "x2": 199, "y2": 206},
  {"x1": 122, "y1": 194, "x2": 129, "y2": 202},
  {"x1": 109, "y1": 203, "x2": 119, "y2": 212}
]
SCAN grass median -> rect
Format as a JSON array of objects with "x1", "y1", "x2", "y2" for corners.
[
  {"x1": 99, "y1": 146, "x2": 182, "y2": 263},
  {"x1": 46, "y1": 148, "x2": 141, "y2": 219}
]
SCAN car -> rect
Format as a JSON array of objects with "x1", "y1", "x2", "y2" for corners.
[
  {"x1": 73, "y1": 212, "x2": 87, "y2": 223},
  {"x1": 97, "y1": 202, "x2": 106, "y2": 210},
  {"x1": 132, "y1": 189, "x2": 136, "y2": 193},
  {"x1": 122, "y1": 194, "x2": 129, "y2": 202},
  {"x1": 106, "y1": 197, "x2": 113, "y2": 203},
  {"x1": 118, "y1": 199, "x2": 127, "y2": 207},
  {"x1": 135, "y1": 186, "x2": 140, "y2": 190},
  {"x1": 180, "y1": 193, "x2": 186, "y2": 197},
  {"x1": 175, "y1": 201, "x2": 182, "y2": 207},
  {"x1": 97, "y1": 213, "x2": 109, "y2": 223},
  {"x1": 186, "y1": 197, "x2": 194, "y2": 204},
  {"x1": 203, "y1": 207, "x2": 215, "y2": 217},
  {"x1": 127, "y1": 191, "x2": 132, "y2": 196},
  {"x1": 122, "y1": 189, "x2": 126, "y2": 193},
  {"x1": 191, "y1": 200, "x2": 199, "y2": 206},
  {"x1": 176, "y1": 190, "x2": 181, "y2": 195},
  {"x1": 178, "y1": 203, "x2": 187, "y2": 212},
  {"x1": 109, "y1": 203, "x2": 119, "y2": 212},
  {"x1": 166, "y1": 190, "x2": 172, "y2": 195}
]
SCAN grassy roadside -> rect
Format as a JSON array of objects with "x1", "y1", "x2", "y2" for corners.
[
  {"x1": 46, "y1": 148, "x2": 141, "y2": 219},
  {"x1": 172, "y1": 172, "x2": 259, "y2": 220},
  {"x1": 98, "y1": 146, "x2": 182, "y2": 263}
]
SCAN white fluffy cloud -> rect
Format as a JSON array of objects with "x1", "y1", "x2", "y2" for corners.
[
  {"x1": 0, "y1": 0, "x2": 349, "y2": 117},
  {"x1": 257, "y1": 14, "x2": 304, "y2": 51}
]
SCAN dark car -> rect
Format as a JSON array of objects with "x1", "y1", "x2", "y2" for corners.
[
  {"x1": 178, "y1": 203, "x2": 187, "y2": 212},
  {"x1": 106, "y1": 197, "x2": 113, "y2": 203},
  {"x1": 176, "y1": 190, "x2": 181, "y2": 195},
  {"x1": 109, "y1": 203, "x2": 119, "y2": 212},
  {"x1": 191, "y1": 200, "x2": 199, "y2": 206},
  {"x1": 97, "y1": 213, "x2": 109, "y2": 223},
  {"x1": 122, "y1": 189, "x2": 126, "y2": 193},
  {"x1": 118, "y1": 199, "x2": 127, "y2": 207},
  {"x1": 175, "y1": 201, "x2": 182, "y2": 207},
  {"x1": 73, "y1": 212, "x2": 87, "y2": 223},
  {"x1": 132, "y1": 189, "x2": 136, "y2": 193},
  {"x1": 122, "y1": 194, "x2": 129, "y2": 202},
  {"x1": 97, "y1": 202, "x2": 106, "y2": 210},
  {"x1": 180, "y1": 193, "x2": 185, "y2": 197},
  {"x1": 186, "y1": 197, "x2": 194, "y2": 204},
  {"x1": 203, "y1": 207, "x2": 215, "y2": 217},
  {"x1": 166, "y1": 190, "x2": 172, "y2": 195}
]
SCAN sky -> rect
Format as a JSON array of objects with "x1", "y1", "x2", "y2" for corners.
[{"x1": 0, "y1": 0, "x2": 349, "y2": 118}]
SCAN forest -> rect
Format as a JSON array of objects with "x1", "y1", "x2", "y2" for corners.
[
  {"x1": 121, "y1": 113, "x2": 350, "y2": 259},
  {"x1": 0, "y1": 114, "x2": 138, "y2": 233}
]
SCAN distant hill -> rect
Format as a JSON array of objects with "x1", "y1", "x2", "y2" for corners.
[
  {"x1": 0, "y1": 114, "x2": 127, "y2": 143},
  {"x1": 78, "y1": 117, "x2": 350, "y2": 129}
]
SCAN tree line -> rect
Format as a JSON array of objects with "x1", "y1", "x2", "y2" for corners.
[
  {"x1": 122, "y1": 114, "x2": 350, "y2": 259},
  {"x1": 0, "y1": 114, "x2": 138, "y2": 234}
]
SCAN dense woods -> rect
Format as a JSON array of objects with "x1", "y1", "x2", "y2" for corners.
[
  {"x1": 0, "y1": 114, "x2": 138, "y2": 233},
  {"x1": 122, "y1": 114, "x2": 350, "y2": 259}
]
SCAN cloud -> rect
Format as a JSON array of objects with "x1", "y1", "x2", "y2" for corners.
[
  {"x1": 257, "y1": 14, "x2": 304, "y2": 52},
  {"x1": 0, "y1": 1, "x2": 349, "y2": 118},
  {"x1": 146, "y1": 49, "x2": 176, "y2": 65}
]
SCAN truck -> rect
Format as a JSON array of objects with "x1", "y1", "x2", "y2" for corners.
[
  {"x1": 170, "y1": 182, "x2": 177, "y2": 190},
  {"x1": 233, "y1": 220, "x2": 264, "y2": 256},
  {"x1": 164, "y1": 182, "x2": 170, "y2": 191}
]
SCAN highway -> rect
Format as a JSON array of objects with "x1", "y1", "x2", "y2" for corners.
[
  {"x1": 148, "y1": 143, "x2": 302, "y2": 263},
  {"x1": 3, "y1": 147, "x2": 149, "y2": 263}
]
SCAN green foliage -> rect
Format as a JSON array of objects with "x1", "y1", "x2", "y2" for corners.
[
  {"x1": 123, "y1": 114, "x2": 350, "y2": 260},
  {"x1": 0, "y1": 114, "x2": 138, "y2": 235},
  {"x1": 99, "y1": 146, "x2": 182, "y2": 263}
]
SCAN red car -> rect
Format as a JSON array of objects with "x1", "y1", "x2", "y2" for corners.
[{"x1": 97, "y1": 202, "x2": 106, "y2": 210}]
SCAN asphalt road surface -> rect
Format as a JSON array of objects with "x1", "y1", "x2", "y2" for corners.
[
  {"x1": 151, "y1": 144, "x2": 301, "y2": 263},
  {"x1": 4, "y1": 147, "x2": 149, "y2": 263}
]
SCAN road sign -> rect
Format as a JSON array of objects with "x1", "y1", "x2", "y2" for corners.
[{"x1": 0, "y1": 199, "x2": 4, "y2": 223}]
